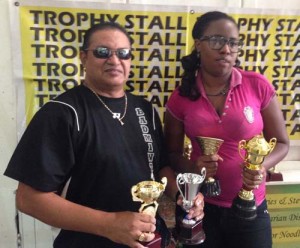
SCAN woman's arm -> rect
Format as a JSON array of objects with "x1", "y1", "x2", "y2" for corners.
[
  {"x1": 261, "y1": 96, "x2": 290, "y2": 170},
  {"x1": 163, "y1": 110, "x2": 196, "y2": 173}
]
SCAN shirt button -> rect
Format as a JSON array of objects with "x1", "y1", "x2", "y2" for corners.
[{"x1": 218, "y1": 120, "x2": 222, "y2": 124}]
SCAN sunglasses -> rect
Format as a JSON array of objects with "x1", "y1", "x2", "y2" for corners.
[
  {"x1": 85, "y1": 47, "x2": 132, "y2": 60},
  {"x1": 200, "y1": 35, "x2": 243, "y2": 53}
]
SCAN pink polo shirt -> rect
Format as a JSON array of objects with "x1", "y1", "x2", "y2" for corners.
[{"x1": 166, "y1": 67, "x2": 275, "y2": 208}]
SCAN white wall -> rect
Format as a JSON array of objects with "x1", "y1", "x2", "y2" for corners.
[{"x1": 0, "y1": 0, "x2": 299, "y2": 247}]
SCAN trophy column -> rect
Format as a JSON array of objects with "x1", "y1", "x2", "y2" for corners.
[
  {"x1": 131, "y1": 178, "x2": 167, "y2": 248},
  {"x1": 196, "y1": 136, "x2": 224, "y2": 197},
  {"x1": 231, "y1": 134, "x2": 277, "y2": 220}
]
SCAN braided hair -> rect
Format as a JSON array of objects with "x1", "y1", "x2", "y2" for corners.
[{"x1": 179, "y1": 11, "x2": 241, "y2": 100}]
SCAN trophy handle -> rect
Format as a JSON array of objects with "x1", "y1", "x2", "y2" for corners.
[
  {"x1": 176, "y1": 174, "x2": 186, "y2": 202},
  {"x1": 131, "y1": 185, "x2": 143, "y2": 203},
  {"x1": 238, "y1": 140, "x2": 247, "y2": 160},
  {"x1": 200, "y1": 167, "x2": 206, "y2": 180},
  {"x1": 269, "y1": 138, "x2": 277, "y2": 153}
]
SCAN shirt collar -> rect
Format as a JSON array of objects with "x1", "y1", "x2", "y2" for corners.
[{"x1": 197, "y1": 67, "x2": 242, "y2": 95}]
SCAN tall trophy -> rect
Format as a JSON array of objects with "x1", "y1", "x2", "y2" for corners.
[
  {"x1": 131, "y1": 177, "x2": 167, "y2": 247},
  {"x1": 196, "y1": 136, "x2": 224, "y2": 197},
  {"x1": 231, "y1": 134, "x2": 277, "y2": 220},
  {"x1": 175, "y1": 169, "x2": 206, "y2": 245}
]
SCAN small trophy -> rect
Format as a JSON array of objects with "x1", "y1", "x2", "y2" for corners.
[
  {"x1": 231, "y1": 134, "x2": 277, "y2": 220},
  {"x1": 131, "y1": 178, "x2": 167, "y2": 247},
  {"x1": 196, "y1": 136, "x2": 224, "y2": 197},
  {"x1": 175, "y1": 169, "x2": 206, "y2": 245}
]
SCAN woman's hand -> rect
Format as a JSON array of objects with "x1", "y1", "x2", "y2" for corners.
[
  {"x1": 177, "y1": 193, "x2": 204, "y2": 222},
  {"x1": 194, "y1": 154, "x2": 223, "y2": 179},
  {"x1": 241, "y1": 163, "x2": 266, "y2": 190}
]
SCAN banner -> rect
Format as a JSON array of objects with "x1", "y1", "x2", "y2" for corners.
[
  {"x1": 10, "y1": 1, "x2": 300, "y2": 141},
  {"x1": 266, "y1": 183, "x2": 300, "y2": 247}
]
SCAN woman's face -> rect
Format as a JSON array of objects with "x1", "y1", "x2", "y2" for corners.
[
  {"x1": 80, "y1": 29, "x2": 131, "y2": 90},
  {"x1": 195, "y1": 19, "x2": 240, "y2": 77}
]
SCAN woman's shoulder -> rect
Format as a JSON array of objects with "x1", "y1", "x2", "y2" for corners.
[{"x1": 236, "y1": 67, "x2": 270, "y2": 82}]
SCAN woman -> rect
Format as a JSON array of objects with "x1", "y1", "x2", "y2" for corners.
[
  {"x1": 4, "y1": 22, "x2": 204, "y2": 248},
  {"x1": 164, "y1": 11, "x2": 289, "y2": 248}
]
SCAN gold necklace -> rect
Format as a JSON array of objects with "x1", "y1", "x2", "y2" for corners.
[
  {"x1": 205, "y1": 87, "x2": 229, "y2": 97},
  {"x1": 204, "y1": 82, "x2": 229, "y2": 97},
  {"x1": 88, "y1": 87, "x2": 127, "y2": 125}
]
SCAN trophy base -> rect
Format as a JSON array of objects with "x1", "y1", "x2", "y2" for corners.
[
  {"x1": 141, "y1": 233, "x2": 162, "y2": 248},
  {"x1": 201, "y1": 178, "x2": 221, "y2": 197},
  {"x1": 231, "y1": 195, "x2": 257, "y2": 220},
  {"x1": 176, "y1": 220, "x2": 205, "y2": 245},
  {"x1": 266, "y1": 171, "x2": 283, "y2": 182}
]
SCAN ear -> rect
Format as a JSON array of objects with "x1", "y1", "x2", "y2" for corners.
[
  {"x1": 80, "y1": 50, "x2": 87, "y2": 68},
  {"x1": 194, "y1": 39, "x2": 201, "y2": 52}
]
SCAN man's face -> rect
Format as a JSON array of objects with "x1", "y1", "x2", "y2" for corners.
[{"x1": 80, "y1": 29, "x2": 131, "y2": 91}]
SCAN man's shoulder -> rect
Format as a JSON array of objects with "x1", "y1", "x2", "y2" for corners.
[
  {"x1": 127, "y1": 92, "x2": 152, "y2": 106},
  {"x1": 54, "y1": 85, "x2": 86, "y2": 101}
]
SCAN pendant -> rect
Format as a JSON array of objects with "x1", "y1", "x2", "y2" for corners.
[
  {"x1": 118, "y1": 118, "x2": 124, "y2": 125},
  {"x1": 112, "y1": 113, "x2": 121, "y2": 119}
]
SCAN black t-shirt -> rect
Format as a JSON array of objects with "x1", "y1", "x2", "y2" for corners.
[{"x1": 5, "y1": 85, "x2": 169, "y2": 247}]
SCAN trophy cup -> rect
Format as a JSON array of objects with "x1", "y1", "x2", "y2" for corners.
[
  {"x1": 196, "y1": 136, "x2": 224, "y2": 197},
  {"x1": 131, "y1": 177, "x2": 167, "y2": 247},
  {"x1": 231, "y1": 134, "x2": 277, "y2": 220},
  {"x1": 175, "y1": 169, "x2": 206, "y2": 245}
]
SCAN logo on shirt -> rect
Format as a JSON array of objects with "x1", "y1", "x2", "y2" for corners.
[{"x1": 243, "y1": 106, "x2": 254, "y2": 123}]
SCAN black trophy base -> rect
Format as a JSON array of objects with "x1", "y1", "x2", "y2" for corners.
[
  {"x1": 201, "y1": 178, "x2": 221, "y2": 197},
  {"x1": 141, "y1": 232, "x2": 162, "y2": 248},
  {"x1": 176, "y1": 219, "x2": 205, "y2": 245},
  {"x1": 231, "y1": 195, "x2": 257, "y2": 221}
]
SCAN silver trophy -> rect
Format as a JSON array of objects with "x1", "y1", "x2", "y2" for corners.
[{"x1": 175, "y1": 169, "x2": 206, "y2": 245}]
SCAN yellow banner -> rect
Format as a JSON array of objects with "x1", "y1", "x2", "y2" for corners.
[
  {"x1": 13, "y1": 2, "x2": 300, "y2": 140},
  {"x1": 267, "y1": 193, "x2": 300, "y2": 209},
  {"x1": 272, "y1": 227, "x2": 300, "y2": 243}
]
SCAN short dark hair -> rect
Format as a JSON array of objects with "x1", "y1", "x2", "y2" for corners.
[{"x1": 81, "y1": 22, "x2": 133, "y2": 51}]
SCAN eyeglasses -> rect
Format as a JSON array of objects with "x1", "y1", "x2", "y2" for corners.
[
  {"x1": 85, "y1": 47, "x2": 132, "y2": 60},
  {"x1": 199, "y1": 35, "x2": 243, "y2": 53}
]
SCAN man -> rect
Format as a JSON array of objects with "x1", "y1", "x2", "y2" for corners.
[{"x1": 4, "y1": 22, "x2": 204, "y2": 248}]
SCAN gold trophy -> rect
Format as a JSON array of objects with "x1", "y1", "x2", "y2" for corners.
[
  {"x1": 131, "y1": 178, "x2": 167, "y2": 247},
  {"x1": 231, "y1": 134, "x2": 277, "y2": 220},
  {"x1": 196, "y1": 136, "x2": 224, "y2": 197}
]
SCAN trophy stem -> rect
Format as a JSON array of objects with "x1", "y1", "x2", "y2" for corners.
[
  {"x1": 201, "y1": 177, "x2": 221, "y2": 197},
  {"x1": 231, "y1": 188, "x2": 257, "y2": 220},
  {"x1": 238, "y1": 188, "x2": 254, "y2": 201}
]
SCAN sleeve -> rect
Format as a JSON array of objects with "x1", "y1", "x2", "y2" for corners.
[
  {"x1": 255, "y1": 73, "x2": 276, "y2": 110},
  {"x1": 4, "y1": 102, "x2": 78, "y2": 193},
  {"x1": 165, "y1": 88, "x2": 185, "y2": 122}
]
